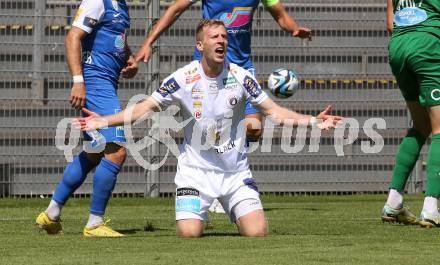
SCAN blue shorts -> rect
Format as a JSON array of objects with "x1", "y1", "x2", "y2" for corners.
[
  {"x1": 83, "y1": 83, "x2": 125, "y2": 144},
  {"x1": 244, "y1": 68, "x2": 260, "y2": 116}
]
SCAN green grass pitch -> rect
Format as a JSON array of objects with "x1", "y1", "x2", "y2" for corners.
[{"x1": 1, "y1": 194, "x2": 440, "y2": 265}]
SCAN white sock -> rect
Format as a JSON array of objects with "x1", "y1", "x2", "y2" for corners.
[
  {"x1": 86, "y1": 213, "x2": 104, "y2": 228},
  {"x1": 386, "y1": 189, "x2": 403, "y2": 209},
  {"x1": 45, "y1": 200, "x2": 62, "y2": 220},
  {"x1": 422, "y1": 196, "x2": 438, "y2": 214}
]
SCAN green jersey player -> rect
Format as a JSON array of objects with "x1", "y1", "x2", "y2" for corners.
[{"x1": 382, "y1": 0, "x2": 440, "y2": 227}]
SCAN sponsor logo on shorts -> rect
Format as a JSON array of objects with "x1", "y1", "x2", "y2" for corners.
[
  {"x1": 83, "y1": 16, "x2": 98, "y2": 28},
  {"x1": 176, "y1": 187, "x2": 200, "y2": 197},
  {"x1": 243, "y1": 76, "x2": 262, "y2": 98},
  {"x1": 157, "y1": 78, "x2": 180, "y2": 97},
  {"x1": 176, "y1": 198, "x2": 201, "y2": 213},
  {"x1": 431, "y1": 89, "x2": 440, "y2": 101}
]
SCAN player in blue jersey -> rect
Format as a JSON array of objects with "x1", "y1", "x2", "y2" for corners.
[
  {"x1": 135, "y1": 0, "x2": 311, "y2": 213},
  {"x1": 35, "y1": 0, "x2": 138, "y2": 237},
  {"x1": 136, "y1": 0, "x2": 311, "y2": 142}
]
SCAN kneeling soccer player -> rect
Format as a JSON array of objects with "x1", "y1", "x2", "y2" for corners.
[{"x1": 77, "y1": 19, "x2": 342, "y2": 237}]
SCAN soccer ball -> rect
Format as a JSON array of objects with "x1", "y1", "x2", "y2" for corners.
[{"x1": 267, "y1": 68, "x2": 299, "y2": 98}]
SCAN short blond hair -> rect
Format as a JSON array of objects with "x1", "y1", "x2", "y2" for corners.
[{"x1": 195, "y1": 19, "x2": 225, "y2": 41}]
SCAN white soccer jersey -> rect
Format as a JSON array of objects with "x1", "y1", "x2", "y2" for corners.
[
  {"x1": 72, "y1": 0, "x2": 105, "y2": 33},
  {"x1": 152, "y1": 61, "x2": 268, "y2": 172}
]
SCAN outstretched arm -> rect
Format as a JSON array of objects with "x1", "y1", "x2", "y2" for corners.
[
  {"x1": 136, "y1": 0, "x2": 193, "y2": 63},
  {"x1": 256, "y1": 97, "x2": 342, "y2": 129},
  {"x1": 77, "y1": 96, "x2": 161, "y2": 131},
  {"x1": 266, "y1": 2, "x2": 311, "y2": 39}
]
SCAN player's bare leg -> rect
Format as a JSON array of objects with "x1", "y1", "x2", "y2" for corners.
[
  {"x1": 176, "y1": 219, "x2": 204, "y2": 238},
  {"x1": 236, "y1": 209, "x2": 267, "y2": 237}
]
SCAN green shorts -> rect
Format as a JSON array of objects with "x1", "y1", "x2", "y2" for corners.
[{"x1": 388, "y1": 31, "x2": 440, "y2": 106}]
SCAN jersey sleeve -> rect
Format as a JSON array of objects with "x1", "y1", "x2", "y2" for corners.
[
  {"x1": 262, "y1": 0, "x2": 280, "y2": 7},
  {"x1": 151, "y1": 70, "x2": 185, "y2": 107},
  {"x1": 239, "y1": 69, "x2": 268, "y2": 106},
  {"x1": 72, "y1": 0, "x2": 105, "y2": 33}
]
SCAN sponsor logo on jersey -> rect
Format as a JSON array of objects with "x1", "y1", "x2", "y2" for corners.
[
  {"x1": 223, "y1": 76, "x2": 237, "y2": 85},
  {"x1": 83, "y1": 16, "x2": 98, "y2": 28},
  {"x1": 227, "y1": 95, "x2": 239, "y2": 108},
  {"x1": 114, "y1": 34, "x2": 126, "y2": 51},
  {"x1": 209, "y1": 83, "x2": 219, "y2": 94},
  {"x1": 431, "y1": 89, "x2": 440, "y2": 101},
  {"x1": 184, "y1": 67, "x2": 198, "y2": 76},
  {"x1": 214, "y1": 140, "x2": 236, "y2": 154},
  {"x1": 243, "y1": 76, "x2": 262, "y2": 98},
  {"x1": 157, "y1": 78, "x2": 180, "y2": 97},
  {"x1": 193, "y1": 101, "x2": 202, "y2": 108},
  {"x1": 191, "y1": 86, "x2": 203, "y2": 94},
  {"x1": 74, "y1": 8, "x2": 83, "y2": 22},
  {"x1": 220, "y1": 7, "x2": 252, "y2": 28},
  {"x1": 185, "y1": 74, "x2": 201, "y2": 84},
  {"x1": 176, "y1": 187, "x2": 200, "y2": 197},
  {"x1": 81, "y1": 51, "x2": 92, "y2": 64}
]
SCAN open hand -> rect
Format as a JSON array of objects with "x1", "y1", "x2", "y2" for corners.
[
  {"x1": 316, "y1": 105, "x2": 343, "y2": 130},
  {"x1": 135, "y1": 44, "x2": 152, "y2": 64},
  {"x1": 70, "y1": 83, "x2": 86, "y2": 110},
  {"x1": 293, "y1": 27, "x2": 312, "y2": 40},
  {"x1": 74, "y1": 108, "x2": 108, "y2": 131},
  {"x1": 121, "y1": 55, "x2": 139, "y2": 79}
]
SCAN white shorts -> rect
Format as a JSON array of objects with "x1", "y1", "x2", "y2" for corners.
[{"x1": 175, "y1": 164, "x2": 262, "y2": 222}]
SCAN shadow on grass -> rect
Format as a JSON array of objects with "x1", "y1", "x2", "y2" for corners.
[
  {"x1": 203, "y1": 232, "x2": 240, "y2": 237},
  {"x1": 264, "y1": 207, "x2": 323, "y2": 212}
]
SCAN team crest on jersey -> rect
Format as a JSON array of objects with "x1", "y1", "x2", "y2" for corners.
[
  {"x1": 114, "y1": 34, "x2": 126, "y2": 51},
  {"x1": 194, "y1": 110, "x2": 202, "y2": 120},
  {"x1": 220, "y1": 7, "x2": 252, "y2": 28},
  {"x1": 243, "y1": 76, "x2": 261, "y2": 98},
  {"x1": 157, "y1": 78, "x2": 180, "y2": 97}
]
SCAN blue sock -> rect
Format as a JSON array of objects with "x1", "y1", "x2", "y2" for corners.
[
  {"x1": 90, "y1": 158, "x2": 121, "y2": 215},
  {"x1": 52, "y1": 152, "x2": 95, "y2": 205}
]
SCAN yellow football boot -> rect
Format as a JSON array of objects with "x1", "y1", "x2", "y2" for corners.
[
  {"x1": 83, "y1": 220, "x2": 124, "y2": 237},
  {"x1": 35, "y1": 212, "x2": 63, "y2": 235}
]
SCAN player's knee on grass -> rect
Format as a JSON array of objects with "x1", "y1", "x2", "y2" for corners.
[
  {"x1": 176, "y1": 219, "x2": 204, "y2": 238},
  {"x1": 233, "y1": 199, "x2": 267, "y2": 237},
  {"x1": 104, "y1": 144, "x2": 126, "y2": 165},
  {"x1": 236, "y1": 209, "x2": 267, "y2": 237}
]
